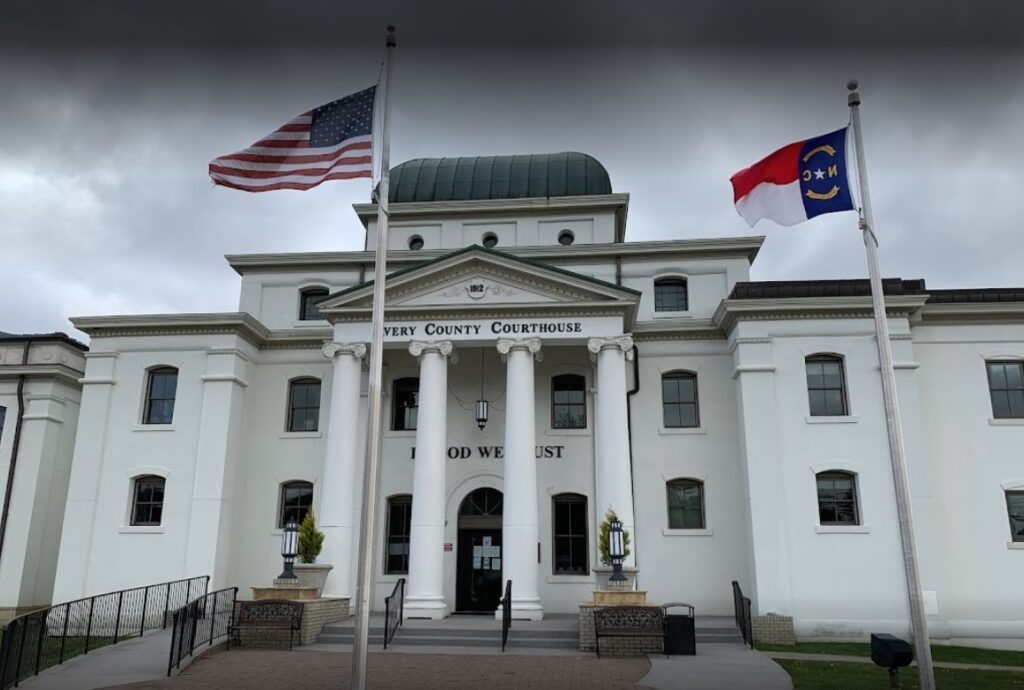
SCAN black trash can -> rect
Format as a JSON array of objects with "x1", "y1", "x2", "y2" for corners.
[{"x1": 663, "y1": 602, "x2": 696, "y2": 656}]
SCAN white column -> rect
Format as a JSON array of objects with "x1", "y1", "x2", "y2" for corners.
[
  {"x1": 588, "y1": 335, "x2": 637, "y2": 568},
  {"x1": 403, "y1": 340, "x2": 455, "y2": 619},
  {"x1": 497, "y1": 337, "x2": 544, "y2": 620},
  {"x1": 319, "y1": 342, "x2": 367, "y2": 599}
]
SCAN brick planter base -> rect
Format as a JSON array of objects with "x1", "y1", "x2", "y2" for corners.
[
  {"x1": 752, "y1": 613, "x2": 795, "y2": 645},
  {"x1": 234, "y1": 597, "x2": 350, "y2": 648}
]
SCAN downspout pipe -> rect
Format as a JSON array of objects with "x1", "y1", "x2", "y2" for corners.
[
  {"x1": 0, "y1": 340, "x2": 32, "y2": 564},
  {"x1": 615, "y1": 259, "x2": 642, "y2": 561}
]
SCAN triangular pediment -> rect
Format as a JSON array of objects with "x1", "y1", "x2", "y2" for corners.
[{"x1": 318, "y1": 246, "x2": 639, "y2": 321}]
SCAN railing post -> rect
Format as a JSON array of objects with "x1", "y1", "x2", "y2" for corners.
[
  {"x1": 34, "y1": 613, "x2": 45, "y2": 675},
  {"x1": 209, "y1": 591, "x2": 218, "y2": 646},
  {"x1": 58, "y1": 603, "x2": 69, "y2": 664},
  {"x1": 188, "y1": 601, "x2": 199, "y2": 658},
  {"x1": 140, "y1": 586, "x2": 150, "y2": 637},
  {"x1": 163, "y1": 584, "x2": 171, "y2": 630},
  {"x1": 113, "y1": 590, "x2": 124, "y2": 642},
  {"x1": 84, "y1": 597, "x2": 94, "y2": 654},
  {"x1": 14, "y1": 618, "x2": 27, "y2": 684}
]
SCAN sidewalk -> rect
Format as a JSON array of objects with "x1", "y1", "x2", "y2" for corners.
[
  {"x1": 20, "y1": 629, "x2": 172, "y2": 690},
  {"x1": 641, "y1": 644, "x2": 792, "y2": 690},
  {"x1": 766, "y1": 650, "x2": 1024, "y2": 673}
]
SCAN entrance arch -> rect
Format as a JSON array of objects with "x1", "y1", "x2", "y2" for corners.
[{"x1": 455, "y1": 487, "x2": 503, "y2": 612}]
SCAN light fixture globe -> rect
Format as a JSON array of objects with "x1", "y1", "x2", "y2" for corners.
[{"x1": 279, "y1": 520, "x2": 299, "y2": 580}]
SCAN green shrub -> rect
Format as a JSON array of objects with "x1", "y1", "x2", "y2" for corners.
[
  {"x1": 297, "y1": 509, "x2": 324, "y2": 564},
  {"x1": 597, "y1": 509, "x2": 631, "y2": 566}
]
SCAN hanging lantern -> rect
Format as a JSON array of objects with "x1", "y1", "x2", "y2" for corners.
[{"x1": 475, "y1": 399, "x2": 489, "y2": 430}]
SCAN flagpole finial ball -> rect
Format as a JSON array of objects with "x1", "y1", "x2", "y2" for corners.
[{"x1": 847, "y1": 79, "x2": 858, "y2": 91}]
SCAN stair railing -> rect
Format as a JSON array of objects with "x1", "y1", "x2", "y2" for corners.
[
  {"x1": 500, "y1": 580, "x2": 512, "y2": 652},
  {"x1": 383, "y1": 578, "x2": 405, "y2": 650},
  {"x1": 731, "y1": 580, "x2": 754, "y2": 649}
]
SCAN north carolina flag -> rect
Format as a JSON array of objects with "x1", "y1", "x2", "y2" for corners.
[{"x1": 730, "y1": 127, "x2": 855, "y2": 227}]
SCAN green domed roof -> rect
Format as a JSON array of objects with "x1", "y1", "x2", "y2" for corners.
[{"x1": 388, "y1": 152, "x2": 611, "y2": 203}]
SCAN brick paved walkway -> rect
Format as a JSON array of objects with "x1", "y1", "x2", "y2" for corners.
[{"x1": 117, "y1": 649, "x2": 652, "y2": 689}]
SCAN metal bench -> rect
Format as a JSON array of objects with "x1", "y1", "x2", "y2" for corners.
[
  {"x1": 228, "y1": 600, "x2": 303, "y2": 650},
  {"x1": 593, "y1": 606, "x2": 664, "y2": 657}
]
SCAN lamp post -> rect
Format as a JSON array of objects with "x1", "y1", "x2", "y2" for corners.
[
  {"x1": 609, "y1": 518, "x2": 627, "y2": 586},
  {"x1": 279, "y1": 521, "x2": 299, "y2": 580}
]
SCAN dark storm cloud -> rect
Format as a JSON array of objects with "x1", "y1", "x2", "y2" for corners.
[
  {"x1": 2, "y1": 0, "x2": 1023, "y2": 49},
  {"x1": 1, "y1": 3, "x2": 1022, "y2": 340}
]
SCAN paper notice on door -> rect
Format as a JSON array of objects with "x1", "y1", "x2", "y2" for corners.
[
  {"x1": 492, "y1": 558, "x2": 501, "y2": 570},
  {"x1": 473, "y1": 546, "x2": 483, "y2": 557},
  {"x1": 473, "y1": 557, "x2": 481, "y2": 569},
  {"x1": 482, "y1": 536, "x2": 492, "y2": 547},
  {"x1": 482, "y1": 557, "x2": 490, "y2": 569}
]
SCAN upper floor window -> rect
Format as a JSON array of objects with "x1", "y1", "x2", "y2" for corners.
[
  {"x1": 385, "y1": 494, "x2": 413, "y2": 574},
  {"x1": 806, "y1": 355, "x2": 848, "y2": 416},
  {"x1": 279, "y1": 481, "x2": 313, "y2": 528},
  {"x1": 391, "y1": 377, "x2": 419, "y2": 431},
  {"x1": 552, "y1": 493, "x2": 588, "y2": 574},
  {"x1": 551, "y1": 374, "x2": 586, "y2": 429},
  {"x1": 287, "y1": 378, "x2": 321, "y2": 432},
  {"x1": 131, "y1": 475, "x2": 165, "y2": 526},
  {"x1": 987, "y1": 361, "x2": 1024, "y2": 419},
  {"x1": 816, "y1": 471, "x2": 859, "y2": 526},
  {"x1": 654, "y1": 277, "x2": 688, "y2": 312},
  {"x1": 666, "y1": 479, "x2": 705, "y2": 529},
  {"x1": 1007, "y1": 491, "x2": 1024, "y2": 543},
  {"x1": 143, "y1": 367, "x2": 178, "y2": 425},
  {"x1": 299, "y1": 287, "x2": 329, "y2": 321},
  {"x1": 662, "y1": 371, "x2": 699, "y2": 428}
]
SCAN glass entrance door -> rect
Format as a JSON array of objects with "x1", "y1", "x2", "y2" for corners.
[{"x1": 456, "y1": 529, "x2": 502, "y2": 612}]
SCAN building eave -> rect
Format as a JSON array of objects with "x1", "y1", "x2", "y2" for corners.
[
  {"x1": 917, "y1": 302, "x2": 1024, "y2": 325},
  {"x1": 70, "y1": 313, "x2": 271, "y2": 347},
  {"x1": 713, "y1": 295, "x2": 930, "y2": 334}
]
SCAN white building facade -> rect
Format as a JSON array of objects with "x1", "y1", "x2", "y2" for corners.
[{"x1": 5, "y1": 153, "x2": 1021, "y2": 644}]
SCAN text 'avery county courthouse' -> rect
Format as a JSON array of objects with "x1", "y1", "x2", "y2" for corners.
[{"x1": 1, "y1": 153, "x2": 1022, "y2": 644}]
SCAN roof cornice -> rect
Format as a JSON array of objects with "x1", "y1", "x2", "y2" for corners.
[
  {"x1": 352, "y1": 193, "x2": 630, "y2": 224},
  {"x1": 713, "y1": 295, "x2": 930, "y2": 333},
  {"x1": 918, "y1": 301, "x2": 1024, "y2": 325},
  {"x1": 71, "y1": 313, "x2": 271, "y2": 346},
  {"x1": 226, "y1": 236, "x2": 765, "y2": 275}
]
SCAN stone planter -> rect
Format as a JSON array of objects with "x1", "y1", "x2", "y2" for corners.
[
  {"x1": 293, "y1": 563, "x2": 333, "y2": 597},
  {"x1": 593, "y1": 565, "x2": 638, "y2": 591}
]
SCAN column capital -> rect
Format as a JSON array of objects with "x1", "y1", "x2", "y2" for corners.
[
  {"x1": 322, "y1": 342, "x2": 367, "y2": 360},
  {"x1": 408, "y1": 340, "x2": 457, "y2": 363},
  {"x1": 496, "y1": 337, "x2": 542, "y2": 361},
  {"x1": 587, "y1": 335, "x2": 635, "y2": 361}
]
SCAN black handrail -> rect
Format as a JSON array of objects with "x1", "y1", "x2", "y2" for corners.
[
  {"x1": 500, "y1": 580, "x2": 512, "y2": 652},
  {"x1": 0, "y1": 575, "x2": 209, "y2": 689},
  {"x1": 731, "y1": 580, "x2": 754, "y2": 649},
  {"x1": 167, "y1": 587, "x2": 237, "y2": 675},
  {"x1": 383, "y1": 578, "x2": 405, "y2": 650}
]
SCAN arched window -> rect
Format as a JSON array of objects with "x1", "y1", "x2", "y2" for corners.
[
  {"x1": 816, "y1": 471, "x2": 859, "y2": 525},
  {"x1": 666, "y1": 479, "x2": 704, "y2": 529},
  {"x1": 279, "y1": 481, "x2": 313, "y2": 528},
  {"x1": 552, "y1": 493, "x2": 588, "y2": 574},
  {"x1": 987, "y1": 360, "x2": 1024, "y2": 419},
  {"x1": 407, "y1": 235, "x2": 425, "y2": 251},
  {"x1": 654, "y1": 277, "x2": 688, "y2": 312},
  {"x1": 551, "y1": 374, "x2": 586, "y2": 429},
  {"x1": 391, "y1": 377, "x2": 419, "y2": 431},
  {"x1": 557, "y1": 229, "x2": 575, "y2": 246},
  {"x1": 299, "y1": 287, "x2": 329, "y2": 321},
  {"x1": 661, "y1": 371, "x2": 699, "y2": 428},
  {"x1": 131, "y1": 475, "x2": 166, "y2": 526},
  {"x1": 1007, "y1": 490, "x2": 1024, "y2": 543},
  {"x1": 806, "y1": 355, "x2": 848, "y2": 416},
  {"x1": 385, "y1": 494, "x2": 413, "y2": 574},
  {"x1": 287, "y1": 377, "x2": 322, "y2": 432},
  {"x1": 143, "y1": 367, "x2": 178, "y2": 425}
]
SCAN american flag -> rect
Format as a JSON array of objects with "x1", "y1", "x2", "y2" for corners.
[{"x1": 209, "y1": 86, "x2": 376, "y2": 192}]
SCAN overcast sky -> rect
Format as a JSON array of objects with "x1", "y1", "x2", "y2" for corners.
[{"x1": 2, "y1": 2, "x2": 1022, "y2": 341}]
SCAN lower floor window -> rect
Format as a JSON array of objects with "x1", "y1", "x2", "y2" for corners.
[
  {"x1": 386, "y1": 495, "x2": 413, "y2": 574},
  {"x1": 131, "y1": 475, "x2": 165, "y2": 526},
  {"x1": 1008, "y1": 490, "x2": 1024, "y2": 543},
  {"x1": 552, "y1": 493, "x2": 588, "y2": 574},
  {"x1": 279, "y1": 481, "x2": 313, "y2": 528},
  {"x1": 816, "y1": 471, "x2": 859, "y2": 525},
  {"x1": 666, "y1": 479, "x2": 705, "y2": 529}
]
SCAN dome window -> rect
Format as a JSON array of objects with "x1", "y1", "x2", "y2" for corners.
[
  {"x1": 557, "y1": 230, "x2": 575, "y2": 246},
  {"x1": 482, "y1": 233, "x2": 499, "y2": 249},
  {"x1": 408, "y1": 235, "x2": 424, "y2": 251}
]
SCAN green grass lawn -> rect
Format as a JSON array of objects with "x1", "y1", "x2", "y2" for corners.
[
  {"x1": 757, "y1": 642, "x2": 1024, "y2": 668},
  {"x1": 777, "y1": 659, "x2": 1024, "y2": 689}
]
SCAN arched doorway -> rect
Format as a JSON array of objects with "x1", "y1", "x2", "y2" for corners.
[{"x1": 456, "y1": 487, "x2": 503, "y2": 613}]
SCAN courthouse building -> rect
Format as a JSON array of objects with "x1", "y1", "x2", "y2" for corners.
[{"x1": 2, "y1": 152, "x2": 1023, "y2": 643}]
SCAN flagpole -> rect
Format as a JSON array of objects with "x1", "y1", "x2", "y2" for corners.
[
  {"x1": 847, "y1": 80, "x2": 935, "y2": 690},
  {"x1": 351, "y1": 24, "x2": 395, "y2": 690}
]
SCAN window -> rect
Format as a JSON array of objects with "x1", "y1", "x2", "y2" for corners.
[
  {"x1": 299, "y1": 287, "x2": 329, "y2": 321},
  {"x1": 385, "y1": 494, "x2": 413, "y2": 574},
  {"x1": 482, "y1": 232, "x2": 498, "y2": 248},
  {"x1": 654, "y1": 277, "x2": 688, "y2": 312},
  {"x1": 287, "y1": 378, "x2": 321, "y2": 432},
  {"x1": 143, "y1": 367, "x2": 178, "y2": 425},
  {"x1": 1007, "y1": 491, "x2": 1024, "y2": 543},
  {"x1": 987, "y1": 361, "x2": 1024, "y2": 419},
  {"x1": 391, "y1": 377, "x2": 419, "y2": 431},
  {"x1": 557, "y1": 230, "x2": 575, "y2": 246},
  {"x1": 816, "y1": 471, "x2": 859, "y2": 525},
  {"x1": 661, "y1": 371, "x2": 699, "y2": 428},
  {"x1": 0, "y1": 406, "x2": 5, "y2": 444},
  {"x1": 552, "y1": 494, "x2": 588, "y2": 574},
  {"x1": 551, "y1": 374, "x2": 586, "y2": 429},
  {"x1": 131, "y1": 475, "x2": 165, "y2": 526},
  {"x1": 666, "y1": 479, "x2": 705, "y2": 529},
  {"x1": 806, "y1": 355, "x2": 848, "y2": 416},
  {"x1": 279, "y1": 481, "x2": 313, "y2": 528},
  {"x1": 407, "y1": 235, "x2": 424, "y2": 250}
]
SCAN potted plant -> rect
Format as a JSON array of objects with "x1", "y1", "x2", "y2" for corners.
[
  {"x1": 293, "y1": 510, "x2": 333, "y2": 597},
  {"x1": 595, "y1": 509, "x2": 635, "y2": 589}
]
